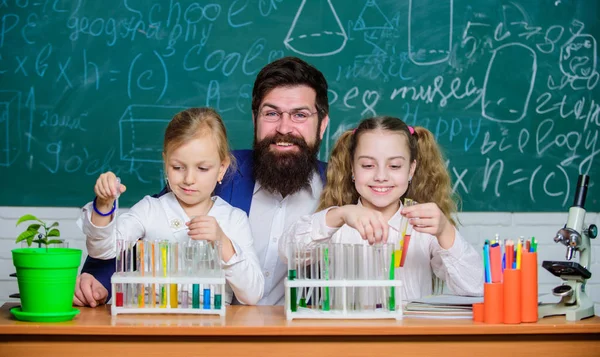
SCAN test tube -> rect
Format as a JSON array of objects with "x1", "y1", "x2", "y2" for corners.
[
  {"x1": 212, "y1": 241, "x2": 218, "y2": 274},
  {"x1": 319, "y1": 244, "x2": 331, "y2": 311},
  {"x1": 358, "y1": 244, "x2": 374, "y2": 310},
  {"x1": 384, "y1": 242, "x2": 396, "y2": 311},
  {"x1": 200, "y1": 241, "x2": 211, "y2": 309},
  {"x1": 181, "y1": 284, "x2": 189, "y2": 309},
  {"x1": 214, "y1": 284, "x2": 222, "y2": 310},
  {"x1": 298, "y1": 242, "x2": 308, "y2": 308},
  {"x1": 287, "y1": 240, "x2": 298, "y2": 312},
  {"x1": 149, "y1": 240, "x2": 157, "y2": 308},
  {"x1": 396, "y1": 215, "x2": 409, "y2": 268},
  {"x1": 170, "y1": 242, "x2": 179, "y2": 308},
  {"x1": 344, "y1": 244, "x2": 356, "y2": 311},
  {"x1": 332, "y1": 243, "x2": 344, "y2": 311},
  {"x1": 185, "y1": 240, "x2": 199, "y2": 308},
  {"x1": 309, "y1": 246, "x2": 319, "y2": 310},
  {"x1": 126, "y1": 240, "x2": 136, "y2": 307},
  {"x1": 400, "y1": 198, "x2": 416, "y2": 267},
  {"x1": 115, "y1": 239, "x2": 125, "y2": 307},
  {"x1": 159, "y1": 241, "x2": 169, "y2": 308},
  {"x1": 373, "y1": 244, "x2": 385, "y2": 310},
  {"x1": 136, "y1": 240, "x2": 145, "y2": 308},
  {"x1": 203, "y1": 285, "x2": 211, "y2": 309}
]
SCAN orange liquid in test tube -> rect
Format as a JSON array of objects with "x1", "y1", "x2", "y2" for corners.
[{"x1": 399, "y1": 199, "x2": 416, "y2": 267}]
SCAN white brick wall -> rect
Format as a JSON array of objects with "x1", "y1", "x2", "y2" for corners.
[{"x1": 1, "y1": 207, "x2": 599, "y2": 317}]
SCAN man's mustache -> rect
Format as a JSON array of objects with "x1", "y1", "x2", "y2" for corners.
[{"x1": 261, "y1": 133, "x2": 309, "y2": 149}]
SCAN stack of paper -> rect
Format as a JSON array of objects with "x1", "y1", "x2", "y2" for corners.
[{"x1": 404, "y1": 295, "x2": 483, "y2": 319}]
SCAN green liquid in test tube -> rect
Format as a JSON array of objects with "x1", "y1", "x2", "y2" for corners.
[
  {"x1": 389, "y1": 250, "x2": 395, "y2": 311},
  {"x1": 288, "y1": 269, "x2": 297, "y2": 312},
  {"x1": 287, "y1": 241, "x2": 298, "y2": 312},
  {"x1": 323, "y1": 247, "x2": 330, "y2": 311},
  {"x1": 214, "y1": 284, "x2": 222, "y2": 310},
  {"x1": 192, "y1": 284, "x2": 200, "y2": 308}
]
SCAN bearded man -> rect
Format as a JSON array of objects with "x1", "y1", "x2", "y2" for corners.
[{"x1": 75, "y1": 57, "x2": 329, "y2": 307}]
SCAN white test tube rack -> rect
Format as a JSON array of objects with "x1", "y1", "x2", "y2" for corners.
[
  {"x1": 110, "y1": 239, "x2": 226, "y2": 316},
  {"x1": 110, "y1": 275, "x2": 226, "y2": 316},
  {"x1": 284, "y1": 279, "x2": 403, "y2": 320}
]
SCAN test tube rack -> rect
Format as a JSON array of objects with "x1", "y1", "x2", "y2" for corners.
[
  {"x1": 285, "y1": 279, "x2": 403, "y2": 320},
  {"x1": 110, "y1": 275, "x2": 226, "y2": 316},
  {"x1": 285, "y1": 242, "x2": 403, "y2": 320},
  {"x1": 110, "y1": 239, "x2": 226, "y2": 316}
]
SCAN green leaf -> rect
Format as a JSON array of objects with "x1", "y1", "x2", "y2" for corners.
[
  {"x1": 16, "y1": 229, "x2": 37, "y2": 244},
  {"x1": 26, "y1": 224, "x2": 41, "y2": 232},
  {"x1": 48, "y1": 222, "x2": 59, "y2": 229},
  {"x1": 47, "y1": 239, "x2": 64, "y2": 245},
  {"x1": 16, "y1": 214, "x2": 40, "y2": 226},
  {"x1": 47, "y1": 229, "x2": 60, "y2": 237},
  {"x1": 26, "y1": 236, "x2": 35, "y2": 246}
]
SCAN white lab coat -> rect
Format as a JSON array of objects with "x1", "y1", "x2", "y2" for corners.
[{"x1": 78, "y1": 193, "x2": 264, "y2": 305}]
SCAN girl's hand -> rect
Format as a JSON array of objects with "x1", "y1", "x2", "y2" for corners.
[
  {"x1": 94, "y1": 172, "x2": 127, "y2": 209},
  {"x1": 401, "y1": 202, "x2": 455, "y2": 249},
  {"x1": 186, "y1": 216, "x2": 225, "y2": 242},
  {"x1": 337, "y1": 205, "x2": 389, "y2": 244}
]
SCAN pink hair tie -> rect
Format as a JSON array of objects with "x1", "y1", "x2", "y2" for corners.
[
  {"x1": 352, "y1": 128, "x2": 357, "y2": 134},
  {"x1": 408, "y1": 126, "x2": 415, "y2": 135}
]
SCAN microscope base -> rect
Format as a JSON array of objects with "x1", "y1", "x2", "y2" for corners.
[{"x1": 538, "y1": 281, "x2": 595, "y2": 321}]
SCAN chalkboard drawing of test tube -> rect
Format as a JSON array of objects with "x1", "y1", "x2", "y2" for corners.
[
  {"x1": 408, "y1": 0, "x2": 453, "y2": 65},
  {"x1": 481, "y1": 43, "x2": 537, "y2": 124},
  {"x1": 0, "y1": 91, "x2": 22, "y2": 167},
  {"x1": 353, "y1": 0, "x2": 394, "y2": 31},
  {"x1": 119, "y1": 105, "x2": 186, "y2": 163},
  {"x1": 284, "y1": 0, "x2": 347, "y2": 57},
  {"x1": 560, "y1": 34, "x2": 597, "y2": 80}
]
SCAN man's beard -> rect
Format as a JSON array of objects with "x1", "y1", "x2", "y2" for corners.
[{"x1": 253, "y1": 133, "x2": 321, "y2": 197}]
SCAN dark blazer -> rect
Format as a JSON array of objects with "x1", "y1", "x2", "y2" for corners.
[{"x1": 80, "y1": 149, "x2": 327, "y2": 298}]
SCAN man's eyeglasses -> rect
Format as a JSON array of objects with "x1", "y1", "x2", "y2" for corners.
[{"x1": 259, "y1": 109, "x2": 318, "y2": 123}]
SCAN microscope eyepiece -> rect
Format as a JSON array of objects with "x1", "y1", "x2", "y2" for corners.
[{"x1": 572, "y1": 174, "x2": 589, "y2": 208}]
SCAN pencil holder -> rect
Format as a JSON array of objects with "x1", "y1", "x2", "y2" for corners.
[
  {"x1": 521, "y1": 251, "x2": 538, "y2": 322},
  {"x1": 503, "y1": 269, "x2": 521, "y2": 324},
  {"x1": 483, "y1": 282, "x2": 503, "y2": 324},
  {"x1": 472, "y1": 302, "x2": 484, "y2": 322}
]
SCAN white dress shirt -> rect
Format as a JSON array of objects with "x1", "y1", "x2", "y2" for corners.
[
  {"x1": 249, "y1": 170, "x2": 324, "y2": 305},
  {"x1": 78, "y1": 194, "x2": 264, "y2": 305},
  {"x1": 279, "y1": 201, "x2": 484, "y2": 302}
]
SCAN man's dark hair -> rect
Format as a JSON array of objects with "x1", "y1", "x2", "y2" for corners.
[{"x1": 251, "y1": 56, "x2": 329, "y2": 122}]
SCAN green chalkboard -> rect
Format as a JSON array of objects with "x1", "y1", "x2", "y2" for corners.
[{"x1": 1, "y1": 0, "x2": 599, "y2": 211}]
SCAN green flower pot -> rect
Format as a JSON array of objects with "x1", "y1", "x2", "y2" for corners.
[{"x1": 12, "y1": 248, "x2": 82, "y2": 321}]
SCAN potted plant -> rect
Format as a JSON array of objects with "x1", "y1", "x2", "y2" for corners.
[{"x1": 11, "y1": 214, "x2": 82, "y2": 322}]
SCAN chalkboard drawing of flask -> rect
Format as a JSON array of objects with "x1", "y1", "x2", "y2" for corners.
[
  {"x1": 481, "y1": 43, "x2": 537, "y2": 124},
  {"x1": 0, "y1": 91, "x2": 21, "y2": 167},
  {"x1": 560, "y1": 34, "x2": 597, "y2": 80},
  {"x1": 354, "y1": 0, "x2": 393, "y2": 31},
  {"x1": 284, "y1": 0, "x2": 347, "y2": 57},
  {"x1": 119, "y1": 105, "x2": 185, "y2": 163},
  {"x1": 408, "y1": 0, "x2": 453, "y2": 66}
]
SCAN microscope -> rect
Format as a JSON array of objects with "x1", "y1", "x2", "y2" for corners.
[{"x1": 539, "y1": 174, "x2": 597, "y2": 321}]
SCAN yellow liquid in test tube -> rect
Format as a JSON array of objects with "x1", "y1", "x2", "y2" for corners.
[{"x1": 160, "y1": 244, "x2": 168, "y2": 308}]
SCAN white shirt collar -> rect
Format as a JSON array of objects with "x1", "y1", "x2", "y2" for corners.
[{"x1": 159, "y1": 193, "x2": 226, "y2": 230}]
